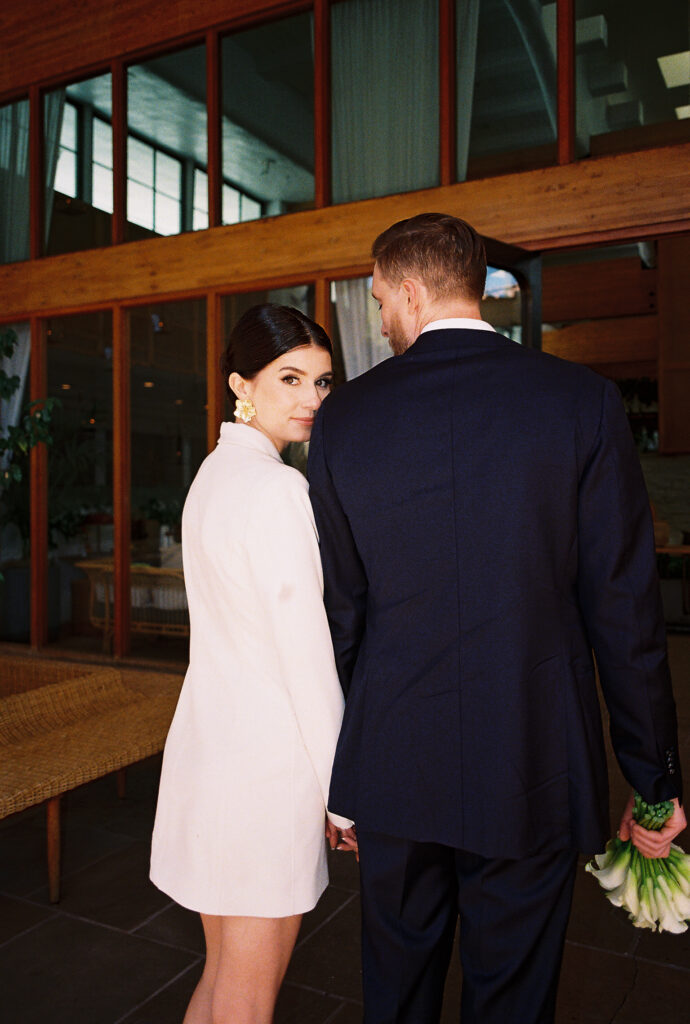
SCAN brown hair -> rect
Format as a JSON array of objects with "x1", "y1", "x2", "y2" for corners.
[
  {"x1": 372, "y1": 213, "x2": 486, "y2": 303},
  {"x1": 221, "y1": 304, "x2": 332, "y2": 398}
]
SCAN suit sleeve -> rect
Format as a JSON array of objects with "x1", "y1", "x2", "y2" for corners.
[
  {"x1": 577, "y1": 379, "x2": 682, "y2": 805},
  {"x1": 246, "y1": 470, "x2": 352, "y2": 828},
  {"x1": 307, "y1": 407, "x2": 368, "y2": 696}
]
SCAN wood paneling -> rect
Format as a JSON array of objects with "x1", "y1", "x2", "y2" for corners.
[
  {"x1": 1, "y1": 144, "x2": 688, "y2": 322},
  {"x1": 658, "y1": 235, "x2": 690, "y2": 453},
  {"x1": 0, "y1": 0, "x2": 310, "y2": 99},
  {"x1": 29, "y1": 317, "x2": 47, "y2": 648},
  {"x1": 542, "y1": 259, "x2": 657, "y2": 323},
  {"x1": 112, "y1": 305, "x2": 130, "y2": 657},
  {"x1": 206, "y1": 292, "x2": 223, "y2": 452},
  {"x1": 313, "y1": 0, "x2": 330, "y2": 207},
  {"x1": 556, "y1": 0, "x2": 575, "y2": 165},
  {"x1": 206, "y1": 31, "x2": 222, "y2": 228},
  {"x1": 439, "y1": 0, "x2": 456, "y2": 186},
  {"x1": 542, "y1": 315, "x2": 657, "y2": 365}
]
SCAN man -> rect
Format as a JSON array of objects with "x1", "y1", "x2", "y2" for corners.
[{"x1": 307, "y1": 213, "x2": 685, "y2": 1024}]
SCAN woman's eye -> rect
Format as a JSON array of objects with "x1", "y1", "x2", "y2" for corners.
[
  {"x1": 281, "y1": 376, "x2": 299, "y2": 385},
  {"x1": 316, "y1": 378, "x2": 332, "y2": 390}
]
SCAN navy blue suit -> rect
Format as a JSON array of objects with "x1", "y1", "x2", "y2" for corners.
[{"x1": 307, "y1": 327, "x2": 681, "y2": 1022}]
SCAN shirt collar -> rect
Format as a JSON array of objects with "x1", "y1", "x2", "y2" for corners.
[
  {"x1": 420, "y1": 318, "x2": 496, "y2": 335},
  {"x1": 219, "y1": 421, "x2": 282, "y2": 462}
]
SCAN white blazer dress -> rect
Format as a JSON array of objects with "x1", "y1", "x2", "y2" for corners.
[{"x1": 150, "y1": 421, "x2": 349, "y2": 917}]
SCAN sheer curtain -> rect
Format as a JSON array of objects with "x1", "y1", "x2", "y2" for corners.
[
  {"x1": 456, "y1": 0, "x2": 481, "y2": 181},
  {"x1": 331, "y1": 0, "x2": 439, "y2": 378}
]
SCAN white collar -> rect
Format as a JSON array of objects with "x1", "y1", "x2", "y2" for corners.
[
  {"x1": 219, "y1": 421, "x2": 282, "y2": 462},
  {"x1": 420, "y1": 318, "x2": 496, "y2": 334}
]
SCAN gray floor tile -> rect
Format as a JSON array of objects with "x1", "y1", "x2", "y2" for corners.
[
  {"x1": 116, "y1": 963, "x2": 202, "y2": 1024},
  {"x1": 0, "y1": 915, "x2": 195, "y2": 1024},
  {"x1": 0, "y1": 892, "x2": 54, "y2": 945},
  {"x1": 286, "y1": 894, "x2": 363, "y2": 1002},
  {"x1": 135, "y1": 901, "x2": 205, "y2": 955},
  {"x1": 30, "y1": 841, "x2": 169, "y2": 930}
]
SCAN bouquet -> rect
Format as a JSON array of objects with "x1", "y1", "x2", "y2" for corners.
[{"x1": 586, "y1": 792, "x2": 690, "y2": 933}]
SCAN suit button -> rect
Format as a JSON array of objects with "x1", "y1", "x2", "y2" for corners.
[{"x1": 665, "y1": 748, "x2": 677, "y2": 774}]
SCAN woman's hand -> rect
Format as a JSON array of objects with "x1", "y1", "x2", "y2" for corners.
[{"x1": 325, "y1": 820, "x2": 359, "y2": 860}]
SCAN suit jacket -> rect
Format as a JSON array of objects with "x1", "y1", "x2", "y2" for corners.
[{"x1": 307, "y1": 327, "x2": 682, "y2": 858}]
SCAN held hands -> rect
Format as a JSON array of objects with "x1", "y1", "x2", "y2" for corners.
[
  {"x1": 325, "y1": 820, "x2": 359, "y2": 860},
  {"x1": 619, "y1": 792, "x2": 687, "y2": 859}
]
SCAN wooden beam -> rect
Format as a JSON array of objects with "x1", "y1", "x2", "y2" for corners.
[
  {"x1": 313, "y1": 0, "x2": 330, "y2": 208},
  {"x1": 206, "y1": 291, "x2": 223, "y2": 451},
  {"x1": 542, "y1": 315, "x2": 658, "y2": 365},
  {"x1": 29, "y1": 87, "x2": 44, "y2": 259},
  {"x1": 556, "y1": 0, "x2": 575, "y2": 165},
  {"x1": 112, "y1": 305, "x2": 130, "y2": 657},
  {"x1": 0, "y1": 145, "x2": 688, "y2": 323},
  {"x1": 111, "y1": 62, "x2": 126, "y2": 245},
  {"x1": 206, "y1": 29, "x2": 222, "y2": 228},
  {"x1": 0, "y1": 1, "x2": 312, "y2": 99},
  {"x1": 439, "y1": 0, "x2": 456, "y2": 186},
  {"x1": 542, "y1": 259, "x2": 657, "y2": 323},
  {"x1": 314, "y1": 277, "x2": 331, "y2": 336},
  {"x1": 29, "y1": 316, "x2": 48, "y2": 648}
]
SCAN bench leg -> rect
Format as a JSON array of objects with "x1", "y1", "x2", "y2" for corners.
[
  {"x1": 46, "y1": 796, "x2": 61, "y2": 904},
  {"x1": 116, "y1": 767, "x2": 127, "y2": 799}
]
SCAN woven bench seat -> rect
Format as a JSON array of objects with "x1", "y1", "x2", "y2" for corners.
[{"x1": 0, "y1": 658, "x2": 182, "y2": 901}]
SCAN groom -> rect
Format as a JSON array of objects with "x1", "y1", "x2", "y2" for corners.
[{"x1": 308, "y1": 213, "x2": 685, "y2": 1023}]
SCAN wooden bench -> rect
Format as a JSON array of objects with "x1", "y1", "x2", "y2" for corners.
[{"x1": 0, "y1": 656, "x2": 182, "y2": 901}]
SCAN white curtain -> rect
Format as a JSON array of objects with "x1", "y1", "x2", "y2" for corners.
[
  {"x1": 333, "y1": 278, "x2": 392, "y2": 381},
  {"x1": 44, "y1": 90, "x2": 66, "y2": 245},
  {"x1": 0, "y1": 324, "x2": 31, "y2": 446}
]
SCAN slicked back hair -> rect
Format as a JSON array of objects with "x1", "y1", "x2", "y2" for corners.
[{"x1": 372, "y1": 213, "x2": 486, "y2": 303}]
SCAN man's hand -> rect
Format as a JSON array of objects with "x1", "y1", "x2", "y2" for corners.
[
  {"x1": 619, "y1": 792, "x2": 687, "y2": 859},
  {"x1": 325, "y1": 820, "x2": 359, "y2": 859}
]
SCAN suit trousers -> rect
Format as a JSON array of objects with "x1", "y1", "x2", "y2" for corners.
[{"x1": 357, "y1": 831, "x2": 578, "y2": 1024}]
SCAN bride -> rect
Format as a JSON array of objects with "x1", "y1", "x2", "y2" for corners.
[{"x1": 150, "y1": 303, "x2": 356, "y2": 1024}]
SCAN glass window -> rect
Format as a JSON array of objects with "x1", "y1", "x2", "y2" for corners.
[
  {"x1": 481, "y1": 268, "x2": 522, "y2": 342},
  {"x1": 221, "y1": 12, "x2": 314, "y2": 222},
  {"x1": 0, "y1": 321, "x2": 31, "y2": 641},
  {"x1": 45, "y1": 73, "x2": 113, "y2": 257},
  {"x1": 43, "y1": 312, "x2": 113, "y2": 654},
  {"x1": 92, "y1": 116, "x2": 113, "y2": 214},
  {"x1": 575, "y1": 0, "x2": 690, "y2": 157},
  {"x1": 0, "y1": 99, "x2": 30, "y2": 264},
  {"x1": 459, "y1": 0, "x2": 557, "y2": 181},
  {"x1": 332, "y1": 0, "x2": 439, "y2": 203},
  {"x1": 193, "y1": 168, "x2": 209, "y2": 230},
  {"x1": 54, "y1": 102, "x2": 78, "y2": 198},
  {"x1": 127, "y1": 44, "x2": 207, "y2": 241},
  {"x1": 128, "y1": 300, "x2": 207, "y2": 661}
]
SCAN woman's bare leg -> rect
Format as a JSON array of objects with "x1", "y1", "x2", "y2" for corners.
[
  {"x1": 182, "y1": 914, "x2": 222, "y2": 1024},
  {"x1": 211, "y1": 914, "x2": 302, "y2": 1024}
]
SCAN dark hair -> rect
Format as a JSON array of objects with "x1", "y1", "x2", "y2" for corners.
[
  {"x1": 221, "y1": 304, "x2": 333, "y2": 397},
  {"x1": 372, "y1": 212, "x2": 486, "y2": 303}
]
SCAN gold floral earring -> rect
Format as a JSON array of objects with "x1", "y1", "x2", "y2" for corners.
[{"x1": 234, "y1": 397, "x2": 256, "y2": 424}]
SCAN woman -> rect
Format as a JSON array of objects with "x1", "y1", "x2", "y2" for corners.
[{"x1": 150, "y1": 304, "x2": 355, "y2": 1024}]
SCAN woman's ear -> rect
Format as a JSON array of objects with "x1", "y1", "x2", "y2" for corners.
[{"x1": 228, "y1": 371, "x2": 249, "y2": 400}]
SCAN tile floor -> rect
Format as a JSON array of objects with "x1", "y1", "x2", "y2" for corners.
[{"x1": 1, "y1": 635, "x2": 689, "y2": 1023}]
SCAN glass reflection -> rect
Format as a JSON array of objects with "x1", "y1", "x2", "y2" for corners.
[
  {"x1": 0, "y1": 99, "x2": 30, "y2": 264},
  {"x1": 459, "y1": 0, "x2": 557, "y2": 180},
  {"x1": 221, "y1": 13, "x2": 315, "y2": 223},
  {"x1": 45, "y1": 74, "x2": 113, "y2": 256},
  {"x1": 575, "y1": 0, "x2": 689, "y2": 156},
  {"x1": 127, "y1": 45, "x2": 207, "y2": 241},
  {"x1": 44, "y1": 312, "x2": 113, "y2": 653},
  {"x1": 129, "y1": 300, "x2": 206, "y2": 661}
]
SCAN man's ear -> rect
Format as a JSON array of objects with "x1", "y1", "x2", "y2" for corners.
[
  {"x1": 228, "y1": 371, "x2": 250, "y2": 400},
  {"x1": 401, "y1": 277, "x2": 423, "y2": 313}
]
